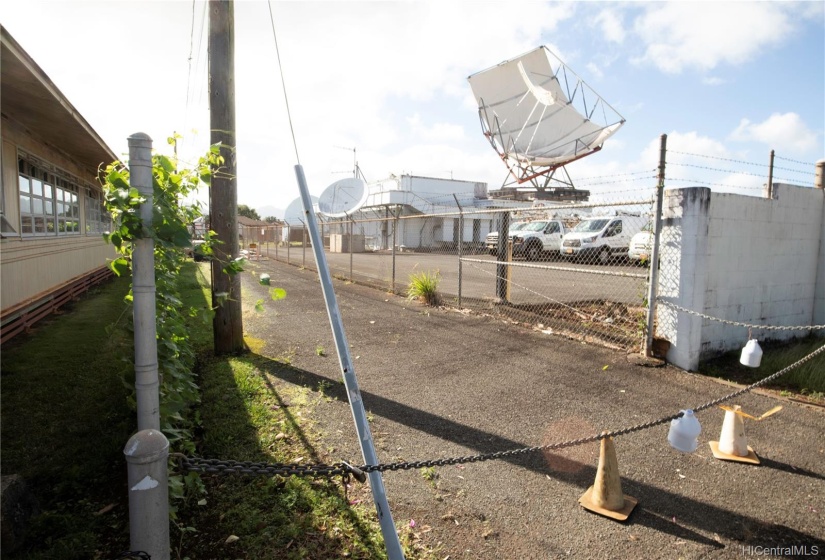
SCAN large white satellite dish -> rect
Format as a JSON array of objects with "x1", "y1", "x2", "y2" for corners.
[
  {"x1": 468, "y1": 46, "x2": 625, "y2": 190},
  {"x1": 284, "y1": 195, "x2": 318, "y2": 226},
  {"x1": 317, "y1": 177, "x2": 368, "y2": 218}
]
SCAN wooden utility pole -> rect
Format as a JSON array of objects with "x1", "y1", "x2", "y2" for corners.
[{"x1": 209, "y1": 0, "x2": 244, "y2": 354}]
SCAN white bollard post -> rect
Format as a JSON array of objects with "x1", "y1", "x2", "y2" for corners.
[{"x1": 124, "y1": 429, "x2": 170, "y2": 560}]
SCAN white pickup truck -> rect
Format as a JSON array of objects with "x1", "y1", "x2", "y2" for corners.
[{"x1": 510, "y1": 219, "x2": 568, "y2": 261}]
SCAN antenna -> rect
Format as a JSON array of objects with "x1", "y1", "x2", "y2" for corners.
[{"x1": 333, "y1": 145, "x2": 368, "y2": 182}]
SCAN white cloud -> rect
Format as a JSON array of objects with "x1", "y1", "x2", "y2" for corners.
[
  {"x1": 631, "y1": 3, "x2": 799, "y2": 74},
  {"x1": 595, "y1": 8, "x2": 625, "y2": 44},
  {"x1": 701, "y1": 76, "x2": 726, "y2": 86},
  {"x1": 729, "y1": 113, "x2": 819, "y2": 153},
  {"x1": 586, "y1": 62, "x2": 604, "y2": 80}
]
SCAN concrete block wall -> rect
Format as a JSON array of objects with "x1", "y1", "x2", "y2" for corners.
[{"x1": 659, "y1": 184, "x2": 824, "y2": 371}]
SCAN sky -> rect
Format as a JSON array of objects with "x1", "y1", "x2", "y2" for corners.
[{"x1": 2, "y1": 1, "x2": 823, "y2": 218}]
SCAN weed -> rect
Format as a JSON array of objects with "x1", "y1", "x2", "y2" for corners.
[
  {"x1": 316, "y1": 345, "x2": 326, "y2": 357},
  {"x1": 420, "y1": 466, "x2": 438, "y2": 486},
  {"x1": 407, "y1": 270, "x2": 441, "y2": 306}
]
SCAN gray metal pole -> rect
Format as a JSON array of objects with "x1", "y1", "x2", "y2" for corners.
[
  {"x1": 496, "y1": 213, "x2": 510, "y2": 301},
  {"x1": 293, "y1": 165, "x2": 405, "y2": 560},
  {"x1": 392, "y1": 211, "x2": 398, "y2": 293},
  {"x1": 452, "y1": 195, "x2": 463, "y2": 307},
  {"x1": 349, "y1": 217, "x2": 354, "y2": 282},
  {"x1": 124, "y1": 429, "x2": 170, "y2": 560},
  {"x1": 128, "y1": 133, "x2": 160, "y2": 432},
  {"x1": 767, "y1": 149, "x2": 775, "y2": 199},
  {"x1": 644, "y1": 134, "x2": 667, "y2": 357}
]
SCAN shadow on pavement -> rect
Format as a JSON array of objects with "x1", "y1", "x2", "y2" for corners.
[{"x1": 253, "y1": 354, "x2": 825, "y2": 552}]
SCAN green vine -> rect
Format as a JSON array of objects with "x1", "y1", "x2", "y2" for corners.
[{"x1": 101, "y1": 137, "x2": 230, "y2": 518}]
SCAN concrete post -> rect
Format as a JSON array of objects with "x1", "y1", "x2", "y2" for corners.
[
  {"x1": 815, "y1": 159, "x2": 824, "y2": 190},
  {"x1": 128, "y1": 133, "x2": 160, "y2": 432},
  {"x1": 124, "y1": 429, "x2": 170, "y2": 560},
  {"x1": 659, "y1": 187, "x2": 712, "y2": 371}
]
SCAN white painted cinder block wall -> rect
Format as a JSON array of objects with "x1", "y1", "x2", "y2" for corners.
[{"x1": 659, "y1": 184, "x2": 824, "y2": 371}]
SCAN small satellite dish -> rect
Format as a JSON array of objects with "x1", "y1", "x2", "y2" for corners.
[
  {"x1": 284, "y1": 195, "x2": 318, "y2": 226},
  {"x1": 317, "y1": 177, "x2": 368, "y2": 218}
]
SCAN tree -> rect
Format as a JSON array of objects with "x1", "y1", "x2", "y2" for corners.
[
  {"x1": 264, "y1": 216, "x2": 280, "y2": 223},
  {"x1": 238, "y1": 204, "x2": 261, "y2": 221}
]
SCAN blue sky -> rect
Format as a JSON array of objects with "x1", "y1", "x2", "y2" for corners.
[{"x1": 2, "y1": 1, "x2": 823, "y2": 217}]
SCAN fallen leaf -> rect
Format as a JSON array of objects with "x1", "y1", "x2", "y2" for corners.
[
  {"x1": 678, "y1": 474, "x2": 686, "y2": 479},
  {"x1": 629, "y1": 534, "x2": 638, "y2": 541},
  {"x1": 95, "y1": 503, "x2": 116, "y2": 515},
  {"x1": 409, "y1": 519, "x2": 416, "y2": 528},
  {"x1": 225, "y1": 535, "x2": 240, "y2": 545},
  {"x1": 602, "y1": 365, "x2": 609, "y2": 371}
]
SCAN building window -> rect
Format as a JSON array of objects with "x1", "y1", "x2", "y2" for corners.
[
  {"x1": 18, "y1": 156, "x2": 80, "y2": 237},
  {"x1": 85, "y1": 190, "x2": 110, "y2": 234}
]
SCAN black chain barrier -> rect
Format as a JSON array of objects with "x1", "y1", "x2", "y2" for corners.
[{"x1": 177, "y1": 342, "x2": 825, "y2": 480}]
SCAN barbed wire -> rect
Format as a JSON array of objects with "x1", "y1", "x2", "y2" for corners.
[
  {"x1": 771, "y1": 164, "x2": 815, "y2": 174},
  {"x1": 774, "y1": 154, "x2": 817, "y2": 166},
  {"x1": 657, "y1": 299, "x2": 825, "y2": 330},
  {"x1": 668, "y1": 150, "x2": 767, "y2": 167},
  {"x1": 667, "y1": 162, "x2": 767, "y2": 179}
]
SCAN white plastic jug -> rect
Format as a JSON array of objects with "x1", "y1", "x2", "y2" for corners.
[
  {"x1": 668, "y1": 409, "x2": 701, "y2": 452},
  {"x1": 740, "y1": 339, "x2": 762, "y2": 368}
]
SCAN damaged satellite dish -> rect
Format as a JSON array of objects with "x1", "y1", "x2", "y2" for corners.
[
  {"x1": 317, "y1": 177, "x2": 368, "y2": 218},
  {"x1": 468, "y1": 46, "x2": 625, "y2": 188},
  {"x1": 284, "y1": 195, "x2": 319, "y2": 226}
]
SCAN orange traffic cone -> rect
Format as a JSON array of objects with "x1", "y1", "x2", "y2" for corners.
[
  {"x1": 709, "y1": 405, "x2": 759, "y2": 464},
  {"x1": 579, "y1": 435, "x2": 637, "y2": 521}
]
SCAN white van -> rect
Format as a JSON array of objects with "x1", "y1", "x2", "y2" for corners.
[{"x1": 561, "y1": 215, "x2": 645, "y2": 264}]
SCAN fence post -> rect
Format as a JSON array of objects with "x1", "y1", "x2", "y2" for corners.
[
  {"x1": 453, "y1": 195, "x2": 463, "y2": 307},
  {"x1": 128, "y1": 133, "x2": 160, "y2": 432},
  {"x1": 766, "y1": 149, "x2": 775, "y2": 199},
  {"x1": 349, "y1": 216, "x2": 354, "y2": 282},
  {"x1": 496, "y1": 212, "x2": 510, "y2": 301},
  {"x1": 815, "y1": 159, "x2": 824, "y2": 190},
  {"x1": 392, "y1": 210, "x2": 398, "y2": 293},
  {"x1": 644, "y1": 134, "x2": 667, "y2": 357},
  {"x1": 302, "y1": 225, "x2": 307, "y2": 268},
  {"x1": 124, "y1": 429, "x2": 170, "y2": 560},
  {"x1": 125, "y1": 133, "x2": 169, "y2": 559}
]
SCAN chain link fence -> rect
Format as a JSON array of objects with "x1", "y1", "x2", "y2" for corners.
[{"x1": 265, "y1": 173, "x2": 658, "y2": 353}]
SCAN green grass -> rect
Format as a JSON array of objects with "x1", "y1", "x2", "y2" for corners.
[
  {"x1": 1, "y1": 274, "x2": 135, "y2": 559},
  {"x1": 178, "y1": 353, "x2": 395, "y2": 559},
  {"x1": 699, "y1": 335, "x2": 825, "y2": 398},
  {"x1": 406, "y1": 270, "x2": 441, "y2": 306},
  {"x1": 2, "y1": 261, "x2": 430, "y2": 559}
]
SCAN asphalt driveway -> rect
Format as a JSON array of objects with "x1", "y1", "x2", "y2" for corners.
[{"x1": 242, "y1": 257, "x2": 825, "y2": 559}]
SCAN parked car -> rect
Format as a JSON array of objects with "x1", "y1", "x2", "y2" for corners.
[
  {"x1": 628, "y1": 223, "x2": 654, "y2": 265},
  {"x1": 187, "y1": 239, "x2": 208, "y2": 261},
  {"x1": 561, "y1": 215, "x2": 645, "y2": 264},
  {"x1": 486, "y1": 221, "x2": 528, "y2": 255},
  {"x1": 511, "y1": 219, "x2": 567, "y2": 261}
]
